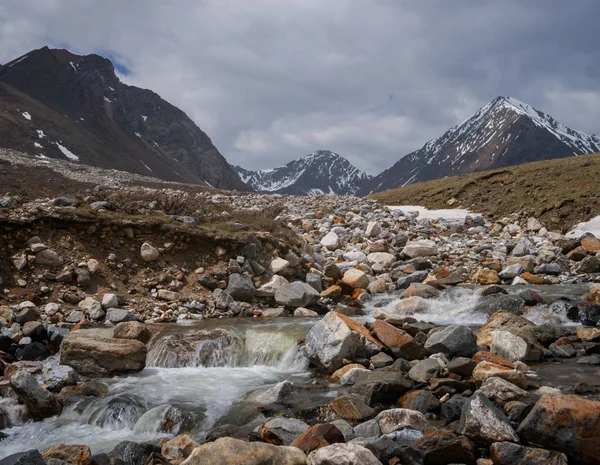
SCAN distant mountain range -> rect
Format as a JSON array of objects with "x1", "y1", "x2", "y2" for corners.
[
  {"x1": 0, "y1": 46, "x2": 248, "y2": 190},
  {"x1": 233, "y1": 150, "x2": 372, "y2": 195},
  {"x1": 357, "y1": 96, "x2": 600, "y2": 195},
  {"x1": 1, "y1": 48, "x2": 598, "y2": 197}
]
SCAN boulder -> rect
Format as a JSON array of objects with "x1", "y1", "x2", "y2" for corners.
[
  {"x1": 499, "y1": 264, "x2": 524, "y2": 280},
  {"x1": 108, "y1": 441, "x2": 150, "y2": 465},
  {"x1": 270, "y1": 258, "x2": 291, "y2": 274},
  {"x1": 349, "y1": 371, "x2": 413, "y2": 406},
  {"x1": 106, "y1": 308, "x2": 137, "y2": 324},
  {"x1": 402, "y1": 240, "x2": 437, "y2": 259},
  {"x1": 303, "y1": 312, "x2": 382, "y2": 372},
  {"x1": 157, "y1": 289, "x2": 181, "y2": 301},
  {"x1": 406, "y1": 430, "x2": 477, "y2": 465},
  {"x1": 294, "y1": 307, "x2": 319, "y2": 317},
  {"x1": 342, "y1": 269, "x2": 369, "y2": 289},
  {"x1": 180, "y1": 437, "x2": 307, "y2": 465},
  {"x1": 292, "y1": 424, "x2": 345, "y2": 454},
  {"x1": 472, "y1": 361, "x2": 528, "y2": 389},
  {"x1": 424, "y1": 325, "x2": 477, "y2": 357},
  {"x1": 60, "y1": 332, "x2": 146, "y2": 376},
  {"x1": 256, "y1": 275, "x2": 289, "y2": 297},
  {"x1": 490, "y1": 442, "x2": 568, "y2": 465},
  {"x1": 276, "y1": 282, "x2": 321, "y2": 308},
  {"x1": 371, "y1": 320, "x2": 414, "y2": 358},
  {"x1": 478, "y1": 376, "x2": 529, "y2": 407},
  {"x1": 10, "y1": 371, "x2": 61, "y2": 420},
  {"x1": 113, "y1": 321, "x2": 152, "y2": 343},
  {"x1": 399, "y1": 390, "x2": 440, "y2": 414},
  {"x1": 491, "y1": 330, "x2": 543, "y2": 363},
  {"x1": 396, "y1": 270, "x2": 429, "y2": 290},
  {"x1": 261, "y1": 417, "x2": 310, "y2": 445},
  {"x1": 475, "y1": 295, "x2": 525, "y2": 316},
  {"x1": 140, "y1": 242, "x2": 160, "y2": 262},
  {"x1": 162, "y1": 435, "x2": 199, "y2": 465},
  {"x1": 225, "y1": 273, "x2": 255, "y2": 301},
  {"x1": 307, "y1": 443, "x2": 381, "y2": 465},
  {"x1": 42, "y1": 362, "x2": 80, "y2": 392},
  {"x1": 477, "y1": 311, "x2": 536, "y2": 347},
  {"x1": 330, "y1": 394, "x2": 375, "y2": 422},
  {"x1": 376, "y1": 408, "x2": 427, "y2": 434},
  {"x1": 459, "y1": 392, "x2": 519, "y2": 445},
  {"x1": 133, "y1": 404, "x2": 192, "y2": 435},
  {"x1": 408, "y1": 358, "x2": 440, "y2": 383},
  {"x1": 0, "y1": 450, "x2": 47, "y2": 465},
  {"x1": 247, "y1": 380, "x2": 293, "y2": 404},
  {"x1": 473, "y1": 269, "x2": 500, "y2": 285},
  {"x1": 42, "y1": 445, "x2": 91, "y2": 464},
  {"x1": 517, "y1": 394, "x2": 600, "y2": 465}
]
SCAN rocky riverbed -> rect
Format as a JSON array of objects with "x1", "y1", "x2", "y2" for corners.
[{"x1": 1, "y1": 189, "x2": 600, "y2": 464}]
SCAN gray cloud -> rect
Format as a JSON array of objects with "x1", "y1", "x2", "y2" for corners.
[{"x1": 1, "y1": 0, "x2": 599, "y2": 174}]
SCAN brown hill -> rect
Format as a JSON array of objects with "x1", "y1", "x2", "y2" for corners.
[{"x1": 371, "y1": 152, "x2": 600, "y2": 233}]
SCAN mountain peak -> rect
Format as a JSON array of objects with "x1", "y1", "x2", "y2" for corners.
[
  {"x1": 358, "y1": 96, "x2": 600, "y2": 195},
  {"x1": 234, "y1": 150, "x2": 371, "y2": 195}
]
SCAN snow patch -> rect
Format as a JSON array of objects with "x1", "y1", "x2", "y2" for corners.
[
  {"x1": 33, "y1": 142, "x2": 44, "y2": 149},
  {"x1": 567, "y1": 215, "x2": 600, "y2": 239},
  {"x1": 135, "y1": 132, "x2": 142, "y2": 138},
  {"x1": 142, "y1": 115, "x2": 148, "y2": 122},
  {"x1": 21, "y1": 111, "x2": 31, "y2": 121},
  {"x1": 387, "y1": 205, "x2": 479, "y2": 221},
  {"x1": 36, "y1": 130, "x2": 46, "y2": 139},
  {"x1": 69, "y1": 62, "x2": 76, "y2": 72},
  {"x1": 8, "y1": 54, "x2": 29, "y2": 67},
  {"x1": 140, "y1": 160, "x2": 153, "y2": 172},
  {"x1": 55, "y1": 143, "x2": 80, "y2": 161},
  {"x1": 104, "y1": 97, "x2": 112, "y2": 103}
]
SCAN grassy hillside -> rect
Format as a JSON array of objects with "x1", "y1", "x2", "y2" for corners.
[{"x1": 371, "y1": 153, "x2": 600, "y2": 233}]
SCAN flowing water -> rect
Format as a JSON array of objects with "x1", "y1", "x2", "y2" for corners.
[
  {"x1": 0, "y1": 318, "x2": 316, "y2": 458},
  {"x1": 0, "y1": 283, "x2": 593, "y2": 458}
]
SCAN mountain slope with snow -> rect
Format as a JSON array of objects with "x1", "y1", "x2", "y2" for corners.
[
  {"x1": 0, "y1": 46, "x2": 248, "y2": 190},
  {"x1": 358, "y1": 96, "x2": 600, "y2": 195},
  {"x1": 235, "y1": 150, "x2": 371, "y2": 195}
]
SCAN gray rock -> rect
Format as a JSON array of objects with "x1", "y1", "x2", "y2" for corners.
[
  {"x1": 475, "y1": 294, "x2": 525, "y2": 315},
  {"x1": 478, "y1": 376, "x2": 529, "y2": 407},
  {"x1": 256, "y1": 275, "x2": 289, "y2": 297},
  {"x1": 10, "y1": 371, "x2": 61, "y2": 420},
  {"x1": 365, "y1": 222, "x2": 382, "y2": 238},
  {"x1": 353, "y1": 419, "x2": 381, "y2": 438},
  {"x1": 260, "y1": 417, "x2": 309, "y2": 445},
  {"x1": 225, "y1": 273, "x2": 256, "y2": 301},
  {"x1": 303, "y1": 312, "x2": 380, "y2": 372},
  {"x1": 34, "y1": 249, "x2": 63, "y2": 268},
  {"x1": 320, "y1": 231, "x2": 340, "y2": 250},
  {"x1": 101, "y1": 293, "x2": 119, "y2": 309},
  {"x1": 534, "y1": 263, "x2": 562, "y2": 275},
  {"x1": 459, "y1": 392, "x2": 519, "y2": 445},
  {"x1": 402, "y1": 240, "x2": 437, "y2": 258},
  {"x1": 499, "y1": 263, "x2": 523, "y2": 280},
  {"x1": 424, "y1": 325, "x2": 477, "y2": 357},
  {"x1": 78, "y1": 297, "x2": 105, "y2": 320},
  {"x1": 396, "y1": 270, "x2": 428, "y2": 290},
  {"x1": 408, "y1": 358, "x2": 440, "y2": 383},
  {"x1": 306, "y1": 273, "x2": 323, "y2": 292},
  {"x1": 247, "y1": 380, "x2": 293, "y2": 404},
  {"x1": 157, "y1": 289, "x2": 180, "y2": 301},
  {"x1": 307, "y1": 443, "x2": 382, "y2": 465},
  {"x1": 140, "y1": 242, "x2": 160, "y2": 262},
  {"x1": 275, "y1": 281, "x2": 321, "y2": 308},
  {"x1": 0, "y1": 450, "x2": 46, "y2": 465},
  {"x1": 106, "y1": 308, "x2": 137, "y2": 323},
  {"x1": 377, "y1": 408, "x2": 427, "y2": 434},
  {"x1": 65, "y1": 310, "x2": 84, "y2": 323},
  {"x1": 42, "y1": 362, "x2": 80, "y2": 392}
]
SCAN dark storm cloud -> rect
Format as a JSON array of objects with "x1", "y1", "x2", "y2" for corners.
[{"x1": 1, "y1": 0, "x2": 599, "y2": 174}]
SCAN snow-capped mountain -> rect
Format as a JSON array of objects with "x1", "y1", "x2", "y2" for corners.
[
  {"x1": 358, "y1": 96, "x2": 600, "y2": 195},
  {"x1": 234, "y1": 150, "x2": 372, "y2": 195}
]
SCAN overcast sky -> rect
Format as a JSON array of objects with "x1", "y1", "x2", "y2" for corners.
[{"x1": 1, "y1": 1, "x2": 599, "y2": 174}]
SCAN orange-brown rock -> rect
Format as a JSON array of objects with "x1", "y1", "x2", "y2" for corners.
[
  {"x1": 335, "y1": 312, "x2": 384, "y2": 351},
  {"x1": 372, "y1": 320, "x2": 413, "y2": 354},
  {"x1": 576, "y1": 326, "x2": 600, "y2": 342},
  {"x1": 477, "y1": 311, "x2": 536, "y2": 347},
  {"x1": 330, "y1": 393, "x2": 375, "y2": 421},
  {"x1": 473, "y1": 268, "x2": 501, "y2": 284},
  {"x1": 43, "y1": 444, "x2": 91, "y2": 464},
  {"x1": 291, "y1": 423, "x2": 345, "y2": 453},
  {"x1": 586, "y1": 283, "x2": 600, "y2": 304},
  {"x1": 567, "y1": 246, "x2": 588, "y2": 261},
  {"x1": 521, "y1": 272, "x2": 552, "y2": 285},
  {"x1": 161, "y1": 435, "x2": 198, "y2": 464},
  {"x1": 481, "y1": 259, "x2": 502, "y2": 272},
  {"x1": 581, "y1": 235, "x2": 600, "y2": 252},
  {"x1": 472, "y1": 361, "x2": 527, "y2": 389},
  {"x1": 490, "y1": 442, "x2": 568, "y2": 465},
  {"x1": 472, "y1": 351, "x2": 515, "y2": 368},
  {"x1": 321, "y1": 285, "x2": 342, "y2": 299},
  {"x1": 330, "y1": 364, "x2": 365, "y2": 383},
  {"x1": 517, "y1": 394, "x2": 600, "y2": 465}
]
